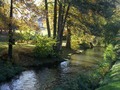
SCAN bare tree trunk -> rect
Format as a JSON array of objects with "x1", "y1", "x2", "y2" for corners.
[
  {"x1": 66, "y1": 25, "x2": 71, "y2": 49},
  {"x1": 62, "y1": 2, "x2": 71, "y2": 30},
  {"x1": 45, "y1": 0, "x2": 51, "y2": 37},
  {"x1": 56, "y1": 1, "x2": 63, "y2": 52},
  {"x1": 8, "y1": 0, "x2": 13, "y2": 60},
  {"x1": 53, "y1": 0, "x2": 57, "y2": 39},
  {"x1": 56, "y1": 1, "x2": 71, "y2": 52}
]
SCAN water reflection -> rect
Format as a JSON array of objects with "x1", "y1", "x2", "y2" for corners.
[{"x1": 0, "y1": 47, "x2": 104, "y2": 90}]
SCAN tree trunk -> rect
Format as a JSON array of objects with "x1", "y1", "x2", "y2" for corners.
[
  {"x1": 56, "y1": 1, "x2": 71, "y2": 52},
  {"x1": 45, "y1": 0, "x2": 51, "y2": 37},
  {"x1": 62, "y1": 2, "x2": 71, "y2": 30},
  {"x1": 8, "y1": 0, "x2": 13, "y2": 60},
  {"x1": 66, "y1": 26, "x2": 71, "y2": 49},
  {"x1": 56, "y1": 1, "x2": 63, "y2": 52},
  {"x1": 53, "y1": 0, "x2": 57, "y2": 39}
]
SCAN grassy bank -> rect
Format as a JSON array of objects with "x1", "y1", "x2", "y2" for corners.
[
  {"x1": 96, "y1": 43, "x2": 120, "y2": 90},
  {"x1": 0, "y1": 43, "x2": 24, "y2": 82},
  {"x1": 96, "y1": 60, "x2": 120, "y2": 90}
]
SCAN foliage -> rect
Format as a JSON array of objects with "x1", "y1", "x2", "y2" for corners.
[
  {"x1": 0, "y1": 60, "x2": 23, "y2": 82},
  {"x1": 34, "y1": 35, "x2": 56, "y2": 58},
  {"x1": 71, "y1": 35, "x2": 80, "y2": 50},
  {"x1": 96, "y1": 61, "x2": 120, "y2": 90},
  {"x1": 71, "y1": 33, "x2": 95, "y2": 50},
  {"x1": 94, "y1": 44, "x2": 116, "y2": 77},
  {"x1": 104, "y1": 44, "x2": 116, "y2": 63},
  {"x1": 14, "y1": 30, "x2": 34, "y2": 43},
  {"x1": 53, "y1": 72, "x2": 101, "y2": 90},
  {"x1": 103, "y1": 22, "x2": 120, "y2": 45},
  {"x1": 22, "y1": 31, "x2": 33, "y2": 43}
]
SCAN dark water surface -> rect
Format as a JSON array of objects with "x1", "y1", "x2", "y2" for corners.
[{"x1": 0, "y1": 47, "x2": 104, "y2": 90}]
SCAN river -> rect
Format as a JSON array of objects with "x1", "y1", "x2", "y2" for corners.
[{"x1": 0, "y1": 47, "x2": 104, "y2": 90}]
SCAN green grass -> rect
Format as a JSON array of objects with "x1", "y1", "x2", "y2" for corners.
[{"x1": 0, "y1": 42, "x2": 8, "y2": 52}]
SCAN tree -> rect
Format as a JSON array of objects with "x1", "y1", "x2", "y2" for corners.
[
  {"x1": 53, "y1": 0, "x2": 57, "y2": 39},
  {"x1": 8, "y1": 0, "x2": 13, "y2": 60},
  {"x1": 103, "y1": 9, "x2": 120, "y2": 46},
  {"x1": 71, "y1": 0, "x2": 119, "y2": 45},
  {"x1": 45, "y1": 0, "x2": 51, "y2": 37},
  {"x1": 0, "y1": 0, "x2": 10, "y2": 32},
  {"x1": 66, "y1": 24, "x2": 71, "y2": 49},
  {"x1": 55, "y1": 0, "x2": 71, "y2": 52},
  {"x1": 64, "y1": 0, "x2": 120, "y2": 49},
  {"x1": 14, "y1": 0, "x2": 43, "y2": 32}
]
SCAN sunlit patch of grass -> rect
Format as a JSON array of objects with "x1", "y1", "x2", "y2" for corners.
[{"x1": 0, "y1": 43, "x2": 37, "y2": 66}]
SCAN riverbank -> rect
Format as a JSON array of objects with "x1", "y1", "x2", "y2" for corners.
[
  {"x1": 1, "y1": 42, "x2": 119, "y2": 90},
  {"x1": 95, "y1": 44, "x2": 120, "y2": 90},
  {"x1": 0, "y1": 43, "x2": 67, "y2": 82},
  {"x1": 0, "y1": 47, "x2": 105, "y2": 90},
  {"x1": 0, "y1": 44, "x2": 67, "y2": 66}
]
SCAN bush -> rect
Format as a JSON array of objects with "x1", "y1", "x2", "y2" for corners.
[
  {"x1": 94, "y1": 44, "x2": 116, "y2": 77},
  {"x1": 14, "y1": 33, "x2": 24, "y2": 42},
  {"x1": 14, "y1": 31, "x2": 34, "y2": 43},
  {"x1": 104, "y1": 44, "x2": 116, "y2": 63},
  {"x1": 33, "y1": 36, "x2": 56, "y2": 58},
  {"x1": 53, "y1": 73, "x2": 100, "y2": 90},
  {"x1": 0, "y1": 60, "x2": 23, "y2": 82}
]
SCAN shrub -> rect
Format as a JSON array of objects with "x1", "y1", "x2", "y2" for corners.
[
  {"x1": 104, "y1": 44, "x2": 116, "y2": 63},
  {"x1": 14, "y1": 33, "x2": 24, "y2": 42},
  {"x1": 0, "y1": 60, "x2": 23, "y2": 82},
  {"x1": 33, "y1": 36, "x2": 56, "y2": 58}
]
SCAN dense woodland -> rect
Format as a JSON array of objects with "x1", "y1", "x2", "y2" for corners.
[{"x1": 0, "y1": 0, "x2": 120, "y2": 90}]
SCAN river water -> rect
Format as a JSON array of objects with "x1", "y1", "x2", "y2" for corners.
[{"x1": 0, "y1": 47, "x2": 104, "y2": 90}]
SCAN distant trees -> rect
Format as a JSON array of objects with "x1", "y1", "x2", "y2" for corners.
[
  {"x1": 42, "y1": 0, "x2": 119, "y2": 51},
  {"x1": 42, "y1": 0, "x2": 72, "y2": 52},
  {"x1": 0, "y1": 0, "x2": 119, "y2": 57}
]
